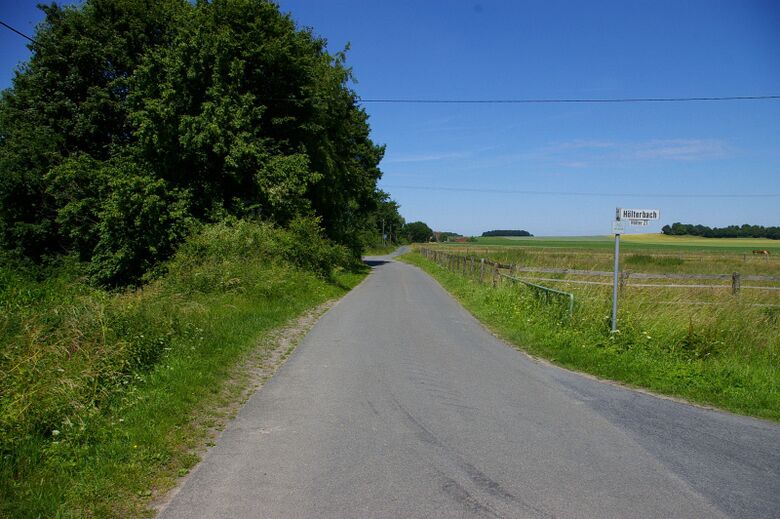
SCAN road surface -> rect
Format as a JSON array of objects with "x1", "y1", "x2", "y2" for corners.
[{"x1": 158, "y1": 252, "x2": 780, "y2": 518}]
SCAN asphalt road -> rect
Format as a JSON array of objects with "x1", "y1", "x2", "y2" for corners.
[{"x1": 158, "y1": 252, "x2": 780, "y2": 519}]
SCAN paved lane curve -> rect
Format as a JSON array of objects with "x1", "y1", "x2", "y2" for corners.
[{"x1": 159, "y1": 254, "x2": 780, "y2": 519}]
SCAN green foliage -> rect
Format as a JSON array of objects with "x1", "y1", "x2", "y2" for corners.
[
  {"x1": 44, "y1": 154, "x2": 196, "y2": 286},
  {"x1": 128, "y1": 0, "x2": 384, "y2": 248},
  {"x1": 170, "y1": 217, "x2": 350, "y2": 287},
  {"x1": 0, "y1": 0, "x2": 395, "y2": 284},
  {"x1": 359, "y1": 190, "x2": 405, "y2": 249},
  {"x1": 0, "y1": 0, "x2": 186, "y2": 259},
  {"x1": 402, "y1": 221, "x2": 434, "y2": 243},
  {"x1": 663, "y1": 222, "x2": 780, "y2": 240},
  {"x1": 89, "y1": 162, "x2": 195, "y2": 286}
]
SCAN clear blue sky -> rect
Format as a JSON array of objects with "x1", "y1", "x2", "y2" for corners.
[{"x1": 2, "y1": 1, "x2": 779, "y2": 236}]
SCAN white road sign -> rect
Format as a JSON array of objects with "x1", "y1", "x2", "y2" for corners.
[
  {"x1": 617, "y1": 208, "x2": 660, "y2": 221},
  {"x1": 612, "y1": 221, "x2": 625, "y2": 234}
]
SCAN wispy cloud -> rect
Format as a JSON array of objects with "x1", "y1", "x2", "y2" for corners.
[
  {"x1": 544, "y1": 139, "x2": 617, "y2": 151},
  {"x1": 383, "y1": 144, "x2": 503, "y2": 165},
  {"x1": 630, "y1": 139, "x2": 730, "y2": 161},
  {"x1": 382, "y1": 151, "x2": 470, "y2": 163},
  {"x1": 538, "y1": 138, "x2": 732, "y2": 168}
]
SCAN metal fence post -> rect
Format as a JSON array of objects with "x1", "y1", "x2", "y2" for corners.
[{"x1": 611, "y1": 232, "x2": 620, "y2": 333}]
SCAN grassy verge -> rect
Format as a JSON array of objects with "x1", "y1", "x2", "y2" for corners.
[
  {"x1": 400, "y1": 252, "x2": 779, "y2": 422},
  {"x1": 0, "y1": 220, "x2": 366, "y2": 517}
]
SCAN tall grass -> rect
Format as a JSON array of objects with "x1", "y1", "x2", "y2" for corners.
[
  {"x1": 441, "y1": 244, "x2": 780, "y2": 276},
  {"x1": 402, "y1": 251, "x2": 779, "y2": 421},
  {"x1": 0, "y1": 219, "x2": 364, "y2": 517}
]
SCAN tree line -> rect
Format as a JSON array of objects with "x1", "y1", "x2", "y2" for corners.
[
  {"x1": 0, "y1": 0, "x2": 405, "y2": 285},
  {"x1": 662, "y1": 223, "x2": 780, "y2": 240},
  {"x1": 481, "y1": 230, "x2": 533, "y2": 237}
]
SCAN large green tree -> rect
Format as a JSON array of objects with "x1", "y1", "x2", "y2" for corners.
[
  {"x1": 0, "y1": 0, "x2": 393, "y2": 284},
  {"x1": 129, "y1": 0, "x2": 384, "y2": 250},
  {"x1": 0, "y1": 0, "x2": 186, "y2": 261},
  {"x1": 402, "y1": 221, "x2": 434, "y2": 243}
]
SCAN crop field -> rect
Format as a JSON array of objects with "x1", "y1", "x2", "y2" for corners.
[
  {"x1": 441, "y1": 234, "x2": 780, "y2": 277},
  {"x1": 408, "y1": 235, "x2": 780, "y2": 419},
  {"x1": 471, "y1": 233, "x2": 780, "y2": 254}
]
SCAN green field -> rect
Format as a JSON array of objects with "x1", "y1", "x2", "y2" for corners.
[
  {"x1": 437, "y1": 234, "x2": 780, "y2": 279},
  {"x1": 467, "y1": 234, "x2": 780, "y2": 254}
]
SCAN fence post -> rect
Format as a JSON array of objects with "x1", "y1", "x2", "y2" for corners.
[
  {"x1": 480, "y1": 258, "x2": 485, "y2": 283},
  {"x1": 492, "y1": 263, "x2": 498, "y2": 287},
  {"x1": 732, "y1": 272, "x2": 741, "y2": 295},
  {"x1": 619, "y1": 271, "x2": 630, "y2": 291}
]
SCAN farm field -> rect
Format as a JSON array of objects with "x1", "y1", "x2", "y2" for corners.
[
  {"x1": 470, "y1": 233, "x2": 780, "y2": 254},
  {"x1": 407, "y1": 236, "x2": 780, "y2": 420},
  {"x1": 441, "y1": 234, "x2": 780, "y2": 277}
]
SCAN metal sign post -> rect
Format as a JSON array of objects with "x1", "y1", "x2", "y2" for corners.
[
  {"x1": 611, "y1": 208, "x2": 660, "y2": 332},
  {"x1": 610, "y1": 219, "x2": 624, "y2": 333}
]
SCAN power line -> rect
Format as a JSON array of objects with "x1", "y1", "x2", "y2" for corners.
[
  {"x1": 1, "y1": 20, "x2": 778, "y2": 106},
  {"x1": 0, "y1": 20, "x2": 36, "y2": 44},
  {"x1": 383, "y1": 184, "x2": 780, "y2": 198},
  {"x1": 2, "y1": 17, "x2": 778, "y2": 107},
  {"x1": 360, "y1": 95, "x2": 780, "y2": 104}
]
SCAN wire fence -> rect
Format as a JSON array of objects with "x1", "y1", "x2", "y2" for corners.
[{"x1": 416, "y1": 247, "x2": 780, "y2": 310}]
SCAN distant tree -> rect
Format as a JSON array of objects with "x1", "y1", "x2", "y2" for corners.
[
  {"x1": 661, "y1": 222, "x2": 779, "y2": 240},
  {"x1": 436, "y1": 231, "x2": 460, "y2": 242},
  {"x1": 481, "y1": 230, "x2": 532, "y2": 237},
  {"x1": 402, "y1": 221, "x2": 433, "y2": 243},
  {"x1": 363, "y1": 190, "x2": 404, "y2": 246}
]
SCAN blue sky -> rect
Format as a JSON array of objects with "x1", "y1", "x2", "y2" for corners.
[{"x1": 2, "y1": 1, "x2": 779, "y2": 236}]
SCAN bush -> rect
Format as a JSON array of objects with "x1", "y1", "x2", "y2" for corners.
[{"x1": 89, "y1": 163, "x2": 195, "y2": 286}]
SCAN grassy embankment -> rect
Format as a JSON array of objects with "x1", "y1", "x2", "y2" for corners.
[
  {"x1": 0, "y1": 220, "x2": 365, "y2": 518},
  {"x1": 401, "y1": 238, "x2": 779, "y2": 421}
]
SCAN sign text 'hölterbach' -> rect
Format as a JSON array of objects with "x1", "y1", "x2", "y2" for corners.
[{"x1": 616, "y1": 208, "x2": 660, "y2": 221}]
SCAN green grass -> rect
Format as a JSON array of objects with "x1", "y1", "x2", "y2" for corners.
[
  {"x1": 0, "y1": 221, "x2": 366, "y2": 518},
  {"x1": 401, "y1": 251, "x2": 779, "y2": 422},
  {"x1": 465, "y1": 234, "x2": 780, "y2": 254},
  {"x1": 430, "y1": 238, "x2": 780, "y2": 278}
]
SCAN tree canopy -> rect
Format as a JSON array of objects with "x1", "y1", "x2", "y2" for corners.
[
  {"x1": 0, "y1": 0, "x2": 395, "y2": 284},
  {"x1": 402, "y1": 221, "x2": 434, "y2": 243}
]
